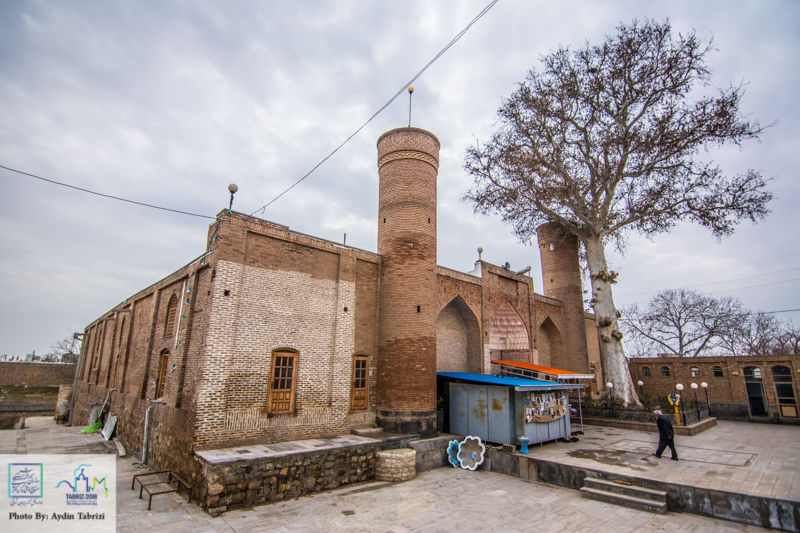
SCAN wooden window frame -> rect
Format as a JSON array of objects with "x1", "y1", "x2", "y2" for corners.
[
  {"x1": 155, "y1": 351, "x2": 169, "y2": 399},
  {"x1": 267, "y1": 349, "x2": 298, "y2": 415},
  {"x1": 660, "y1": 366, "x2": 670, "y2": 377},
  {"x1": 690, "y1": 366, "x2": 700, "y2": 378},
  {"x1": 641, "y1": 366, "x2": 651, "y2": 377},
  {"x1": 350, "y1": 354, "x2": 369, "y2": 411},
  {"x1": 712, "y1": 366, "x2": 724, "y2": 378},
  {"x1": 164, "y1": 295, "x2": 178, "y2": 338}
]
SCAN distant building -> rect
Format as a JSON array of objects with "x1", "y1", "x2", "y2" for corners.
[{"x1": 629, "y1": 354, "x2": 799, "y2": 423}]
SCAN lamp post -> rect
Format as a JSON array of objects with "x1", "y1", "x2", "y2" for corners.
[
  {"x1": 606, "y1": 382, "x2": 614, "y2": 420},
  {"x1": 701, "y1": 382, "x2": 709, "y2": 414},
  {"x1": 676, "y1": 384, "x2": 685, "y2": 426},
  {"x1": 691, "y1": 383, "x2": 700, "y2": 423},
  {"x1": 637, "y1": 380, "x2": 644, "y2": 399}
]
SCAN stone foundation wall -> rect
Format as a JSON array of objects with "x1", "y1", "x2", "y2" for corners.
[{"x1": 198, "y1": 435, "x2": 416, "y2": 515}]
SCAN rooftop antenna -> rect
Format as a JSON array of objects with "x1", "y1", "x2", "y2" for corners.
[
  {"x1": 408, "y1": 86, "x2": 414, "y2": 127},
  {"x1": 228, "y1": 183, "x2": 238, "y2": 213}
]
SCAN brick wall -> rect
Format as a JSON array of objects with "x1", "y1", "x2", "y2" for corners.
[
  {"x1": 629, "y1": 355, "x2": 800, "y2": 422},
  {"x1": 0, "y1": 362, "x2": 76, "y2": 386}
]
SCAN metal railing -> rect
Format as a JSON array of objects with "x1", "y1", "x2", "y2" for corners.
[{"x1": 583, "y1": 404, "x2": 711, "y2": 426}]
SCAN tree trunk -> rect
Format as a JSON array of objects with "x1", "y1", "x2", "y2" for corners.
[{"x1": 584, "y1": 236, "x2": 640, "y2": 407}]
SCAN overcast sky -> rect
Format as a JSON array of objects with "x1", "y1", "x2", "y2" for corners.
[{"x1": 1, "y1": 0, "x2": 798, "y2": 358}]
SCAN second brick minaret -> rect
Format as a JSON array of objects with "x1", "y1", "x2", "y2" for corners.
[{"x1": 376, "y1": 127, "x2": 439, "y2": 438}]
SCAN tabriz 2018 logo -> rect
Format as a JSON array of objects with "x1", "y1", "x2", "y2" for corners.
[
  {"x1": 55, "y1": 464, "x2": 109, "y2": 506},
  {"x1": 8, "y1": 463, "x2": 44, "y2": 507}
]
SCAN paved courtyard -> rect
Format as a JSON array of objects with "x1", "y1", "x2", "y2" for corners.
[
  {"x1": 528, "y1": 420, "x2": 800, "y2": 501},
  {"x1": 2, "y1": 416, "x2": 796, "y2": 532}
]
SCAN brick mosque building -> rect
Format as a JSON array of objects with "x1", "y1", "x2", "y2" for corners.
[{"x1": 72, "y1": 127, "x2": 601, "y2": 502}]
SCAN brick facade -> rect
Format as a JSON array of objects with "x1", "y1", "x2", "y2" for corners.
[
  {"x1": 628, "y1": 355, "x2": 800, "y2": 423},
  {"x1": 72, "y1": 126, "x2": 601, "y2": 509},
  {"x1": 0, "y1": 362, "x2": 76, "y2": 387}
]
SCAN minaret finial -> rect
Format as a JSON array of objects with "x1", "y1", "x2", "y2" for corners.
[{"x1": 408, "y1": 86, "x2": 414, "y2": 127}]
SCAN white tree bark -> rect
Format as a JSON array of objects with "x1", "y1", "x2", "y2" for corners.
[{"x1": 584, "y1": 236, "x2": 640, "y2": 406}]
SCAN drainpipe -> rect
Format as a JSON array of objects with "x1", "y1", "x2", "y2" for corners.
[
  {"x1": 137, "y1": 404, "x2": 155, "y2": 467},
  {"x1": 67, "y1": 333, "x2": 87, "y2": 427},
  {"x1": 174, "y1": 279, "x2": 187, "y2": 351}
]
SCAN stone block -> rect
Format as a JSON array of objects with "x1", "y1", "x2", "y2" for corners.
[
  {"x1": 710, "y1": 490, "x2": 731, "y2": 520},
  {"x1": 519, "y1": 457, "x2": 529, "y2": 480},
  {"x1": 695, "y1": 488, "x2": 713, "y2": 517}
]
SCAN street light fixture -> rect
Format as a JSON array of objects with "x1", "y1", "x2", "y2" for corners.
[
  {"x1": 606, "y1": 382, "x2": 614, "y2": 420},
  {"x1": 701, "y1": 382, "x2": 709, "y2": 412},
  {"x1": 675, "y1": 384, "x2": 685, "y2": 426},
  {"x1": 691, "y1": 382, "x2": 699, "y2": 412},
  {"x1": 637, "y1": 380, "x2": 644, "y2": 398}
]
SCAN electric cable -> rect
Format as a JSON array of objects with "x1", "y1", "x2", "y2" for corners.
[
  {"x1": 618, "y1": 252, "x2": 800, "y2": 287},
  {"x1": 0, "y1": 164, "x2": 216, "y2": 219},
  {"x1": 249, "y1": 0, "x2": 500, "y2": 215},
  {"x1": 616, "y1": 267, "x2": 800, "y2": 298}
]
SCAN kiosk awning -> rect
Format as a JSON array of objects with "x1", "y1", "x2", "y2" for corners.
[
  {"x1": 491, "y1": 360, "x2": 595, "y2": 381},
  {"x1": 437, "y1": 372, "x2": 582, "y2": 391}
]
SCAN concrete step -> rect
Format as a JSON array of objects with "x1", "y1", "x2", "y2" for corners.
[
  {"x1": 580, "y1": 487, "x2": 667, "y2": 514},
  {"x1": 583, "y1": 478, "x2": 667, "y2": 503},
  {"x1": 580, "y1": 486, "x2": 668, "y2": 514}
]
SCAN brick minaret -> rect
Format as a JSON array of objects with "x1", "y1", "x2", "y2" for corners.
[
  {"x1": 537, "y1": 222, "x2": 590, "y2": 373},
  {"x1": 376, "y1": 127, "x2": 439, "y2": 438}
]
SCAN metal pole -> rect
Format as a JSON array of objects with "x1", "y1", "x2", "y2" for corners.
[
  {"x1": 578, "y1": 386, "x2": 584, "y2": 431},
  {"x1": 67, "y1": 333, "x2": 86, "y2": 427},
  {"x1": 705, "y1": 389, "x2": 710, "y2": 411},
  {"x1": 679, "y1": 394, "x2": 686, "y2": 426}
]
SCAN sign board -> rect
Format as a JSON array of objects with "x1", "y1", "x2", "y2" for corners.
[{"x1": 667, "y1": 393, "x2": 681, "y2": 406}]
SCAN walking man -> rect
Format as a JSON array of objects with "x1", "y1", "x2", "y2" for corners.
[{"x1": 653, "y1": 410, "x2": 678, "y2": 461}]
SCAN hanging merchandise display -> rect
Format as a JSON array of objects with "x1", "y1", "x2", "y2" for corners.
[{"x1": 524, "y1": 391, "x2": 568, "y2": 424}]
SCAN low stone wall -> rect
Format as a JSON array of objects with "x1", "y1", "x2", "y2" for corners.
[
  {"x1": 0, "y1": 401, "x2": 56, "y2": 412},
  {"x1": 197, "y1": 435, "x2": 416, "y2": 516},
  {"x1": 583, "y1": 417, "x2": 717, "y2": 436},
  {"x1": 409, "y1": 434, "x2": 457, "y2": 472},
  {"x1": 478, "y1": 448, "x2": 799, "y2": 532}
]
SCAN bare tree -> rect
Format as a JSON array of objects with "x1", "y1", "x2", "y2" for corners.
[
  {"x1": 45, "y1": 332, "x2": 82, "y2": 364},
  {"x1": 623, "y1": 289, "x2": 744, "y2": 357},
  {"x1": 775, "y1": 320, "x2": 800, "y2": 355},
  {"x1": 721, "y1": 312, "x2": 783, "y2": 356},
  {"x1": 464, "y1": 19, "x2": 772, "y2": 405}
]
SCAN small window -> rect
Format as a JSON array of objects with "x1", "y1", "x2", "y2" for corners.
[
  {"x1": 268, "y1": 349, "x2": 298, "y2": 414},
  {"x1": 661, "y1": 366, "x2": 670, "y2": 377},
  {"x1": 690, "y1": 366, "x2": 700, "y2": 378},
  {"x1": 351, "y1": 355, "x2": 369, "y2": 410},
  {"x1": 164, "y1": 295, "x2": 178, "y2": 338},
  {"x1": 713, "y1": 366, "x2": 723, "y2": 378},
  {"x1": 155, "y1": 350, "x2": 169, "y2": 398},
  {"x1": 641, "y1": 366, "x2": 651, "y2": 377},
  {"x1": 744, "y1": 366, "x2": 762, "y2": 381}
]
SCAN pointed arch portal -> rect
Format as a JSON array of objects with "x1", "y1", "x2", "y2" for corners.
[
  {"x1": 489, "y1": 303, "x2": 530, "y2": 361},
  {"x1": 437, "y1": 296, "x2": 481, "y2": 373}
]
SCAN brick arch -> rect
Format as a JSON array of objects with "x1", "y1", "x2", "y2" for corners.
[
  {"x1": 489, "y1": 303, "x2": 530, "y2": 362},
  {"x1": 436, "y1": 296, "x2": 481, "y2": 373},
  {"x1": 537, "y1": 317, "x2": 563, "y2": 369}
]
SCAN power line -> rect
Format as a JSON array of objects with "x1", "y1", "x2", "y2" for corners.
[
  {"x1": 618, "y1": 252, "x2": 800, "y2": 287},
  {"x1": 249, "y1": 0, "x2": 500, "y2": 216},
  {"x1": 0, "y1": 164, "x2": 216, "y2": 219},
  {"x1": 707, "y1": 277, "x2": 800, "y2": 295},
  {"x1": 617, "y1": 267, "x2": 800, "y2": 297}
]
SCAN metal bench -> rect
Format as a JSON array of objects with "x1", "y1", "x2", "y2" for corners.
[{"x1": 131, "y1": 471, "x2": 191, "y2": 510}]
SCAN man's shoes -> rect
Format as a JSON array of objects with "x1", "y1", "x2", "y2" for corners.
[
  {"x1": 652, "y1": 454, "x2": 661, "y2": 458},
  {"x1": 671, "y1": 457, "x2": 679, "y2": 461}
]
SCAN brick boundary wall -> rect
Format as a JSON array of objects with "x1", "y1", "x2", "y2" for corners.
[{"x1": 0, "y1": 362, "x2": 76, "y2": 387}]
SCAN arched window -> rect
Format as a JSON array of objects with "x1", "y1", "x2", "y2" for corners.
[
  {"x1": 155, "y1": 350, "x2": 169, "y2": 399},
  {"x1": 164, "y1": 295, "x2": 178, "y2": 338},
  {"x1": 268, "y1": 349, "x2": 298, "y2": 414},
  {"x1": 660, "y1": 366, "x2": 670, "y2": 377},
  {"x1": 712, "y1": 366, "x2": 723, "y2": 377},
  {"x1": 690, "y1": 366, "x2": 700, "y2": 378},
  {"x1": 641, "y1": 366, "x2": 651, "y2": 377},
  {"x1": 351, "y1": 354, "x2": 369, "y2": 410},
  {"x1": 771, "y1": 366, "x2": 798, "y2": 419}
]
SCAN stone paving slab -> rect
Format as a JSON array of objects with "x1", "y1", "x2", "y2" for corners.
[{"x1": 528, "y1": 420, "x2": 799, "y2": 501}]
